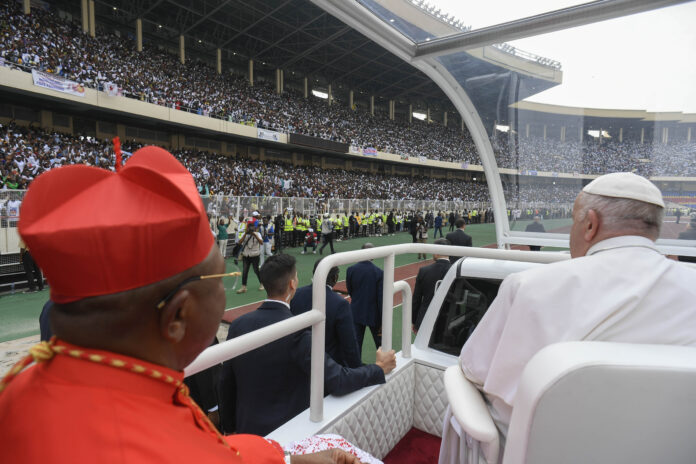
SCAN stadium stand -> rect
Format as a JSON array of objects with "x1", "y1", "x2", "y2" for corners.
[
  {"x1": 0, "y1": 122, "x2": 583, "y2": 205},
  {"x1": 491, "y1": 134, "x2": 696, "y2": 176},
  {"x1": 0, "y1": 3, "x2": 477, "y2": 163},
  {"x1": 3, "y1": 3, "x2": 695, "y2": 176}
]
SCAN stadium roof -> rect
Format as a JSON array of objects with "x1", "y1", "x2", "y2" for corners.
[
  {"x1": 70, "y1": 0, "x2": 452, "y2": 109},
  {"x1": 49, "y1": 0, "x2": 565, "y2": 121}
]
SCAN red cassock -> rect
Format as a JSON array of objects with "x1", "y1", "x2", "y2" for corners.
[{"x1": 0, "y1": 341, "x2": 284, "y2": 463}]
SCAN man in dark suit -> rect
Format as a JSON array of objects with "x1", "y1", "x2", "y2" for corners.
[
  {"x1": 219, "y1": 254, "x2": 395, "y2": 436},
  {"x1": 445, "y1": 218, "x2": 473, "y2": 264},
  {"x1": 185, "y1": 337, "x2": 222, "y2": 428},
  {"x1": 346, "y1": 243, "x2": 383, "y2": 352},
  {"x1": 409, "y1": 213, "x2": 418, "y2": 243},
  {"x1": 525, "y1": 215, "x2": 546, "y2": 251},
  {"x1": 412, "y1": 238, "x2": 452, "y2": 331},
  {"x1": 290, "y1": 259, "x2": 362, "y2": 368}
]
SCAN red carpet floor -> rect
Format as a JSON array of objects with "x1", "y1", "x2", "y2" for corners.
[{"x1": 383, "y1": 428, "x2": 441, "y2": 464}]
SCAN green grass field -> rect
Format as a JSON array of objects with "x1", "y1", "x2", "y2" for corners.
[{"x1": 0, "y1": 218, "x2": 572, "y2": 346}]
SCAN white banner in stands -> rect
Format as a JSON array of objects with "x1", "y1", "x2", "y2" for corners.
[
  {"x1": 31, "y1": 70, "x2": 85, "y2": 97},
  {"x1": 104, "y1": 82, "x2": 121, "y2": 96},
  {"x1": 349, "y1": 145, "x2": 361, "y2": 155},
  {"x1": 257, "y1": 128, "x2": 282, "y2": 142}
]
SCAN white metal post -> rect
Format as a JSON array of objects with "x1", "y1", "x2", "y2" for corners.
[
  {"x1": 394, "y1": 280, "x2": 412, "y2": 358},
  {"x1": 381, "y1": 253, "x2": 395, "y2": 352}
]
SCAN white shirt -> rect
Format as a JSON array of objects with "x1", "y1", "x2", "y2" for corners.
[
  {"x1": 7, "y1": 200, "x2": 21, "y2": 218},
  {"x1": 459, "y1": 235, "x2": 696, "y2": 436}
]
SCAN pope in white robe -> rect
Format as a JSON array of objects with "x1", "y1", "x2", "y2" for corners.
[{"x1": 445, "y1": 173, "x2": 696, "y2": 462}]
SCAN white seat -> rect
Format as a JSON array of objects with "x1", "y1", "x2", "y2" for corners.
[{"x1": 440, "y1": 341, "x2": 696, "y2": 464}]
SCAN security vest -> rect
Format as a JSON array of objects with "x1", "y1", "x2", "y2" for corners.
[
  {"x1": 356, "y1": 215, "x2": 362, "y2": 225},
  {"x1": 343, "y1": 216, "x2": 349, "y2": 227},
  {"x1": 296, "y1": 218, "x2": 306, "y2": 232},
  {"x1": 334, "y1": 217, "x2": 342, "y2": 230},
  {"x1": 237, "y1": 221, "x2": 247, "y2": 241},
  {"x1": 284, "y1": 217, "x2": 293, "y2": 232}
]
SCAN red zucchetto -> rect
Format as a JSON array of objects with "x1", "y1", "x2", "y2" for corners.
[{"x1": 18, "y1": 146, "x2": 214, "y2": 303}]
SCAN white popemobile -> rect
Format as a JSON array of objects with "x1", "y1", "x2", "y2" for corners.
[{"x1": 183, "y1": 0, "x2": 696, "y2": 461}]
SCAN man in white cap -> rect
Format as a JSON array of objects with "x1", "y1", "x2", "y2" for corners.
[{"x1": 456, "y1": 173, "x2": 696, "y2": 447}]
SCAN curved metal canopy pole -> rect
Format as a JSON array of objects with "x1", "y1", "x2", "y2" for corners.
[{"x1": 310, "y1": 0, "x2": 511, "y2": 248}]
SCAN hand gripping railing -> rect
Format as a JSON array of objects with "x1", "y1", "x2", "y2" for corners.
[{"x1": 184, "y1": 244, "x2": 568, "y2": 423}]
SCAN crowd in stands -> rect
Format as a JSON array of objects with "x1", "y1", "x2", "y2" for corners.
[
  {"x1": 2, "y1": 3, "x2": 695, "y2": 181},
  {"x1": 491, "y1": 134, "x2": 696, "y2": 176},
  {"x1": 0, "y1": 122, "x2": 583, "y2": 206},
  {"x1": 0, "y1": 4, "x2": 477, "y2": 163}
]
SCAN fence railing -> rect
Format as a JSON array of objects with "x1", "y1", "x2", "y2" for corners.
[{"x1": 202, "y1": 195, "x2": 491, "y2": 219}]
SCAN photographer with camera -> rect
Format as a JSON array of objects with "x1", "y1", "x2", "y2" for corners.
[{"x1": 236, "y1": 221, "x2": 264, "y2": 294}]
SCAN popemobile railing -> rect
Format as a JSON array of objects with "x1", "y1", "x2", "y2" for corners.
[{"x1": 184, "y1": 244, "x2": 569, "y2": 422}]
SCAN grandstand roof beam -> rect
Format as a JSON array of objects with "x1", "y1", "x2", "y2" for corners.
[
  {"x1": 394, "y1": 78, "x2": 434, "y2": 98},
  {"x1": 161, "y1": 0, "x2": 325, "y2": 68},
  {"x1": 126, "y1": 0, "x2": 164, "y2": 22},
  {"x1": 356, "y1": 66, "x2": 412, "y2": 92},
  {"x1": 180, "y1": 0, "x2": 234, "y2": 36},
  {"x1": 218, "y1": 0, "x2": 296, "y2": 48},
  {"x1": 375, "y1": 74, "x2": 423, "y2": 95},
  {"x1": 413, "y1": 0, "x2": 692, "y2": 60},
  {"x1": 336, "y1": 50, "x2": 391, "y2": 82},
  {"x1": 251, "y1": 12, "x2": 328, "y2": 58},
  {"x1": 281, "y1": 26, "x2": 352, "y2": 68},
  {"x1": 307, "y1": 37, "x2": 373, "y2": 75}
]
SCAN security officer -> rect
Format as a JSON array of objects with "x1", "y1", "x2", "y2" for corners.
[
  {"x1": 333, "y1": 213, "x2": 343, "y2": 242},
  {"x1": 283, "y1": 209, "x2": 294, "y2": 248}
]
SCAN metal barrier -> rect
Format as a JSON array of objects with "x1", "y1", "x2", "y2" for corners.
[
  {"x1": 184, "y1": 243, "x2": 568, "y2": 423},
  {"x1": 203, "y1": 195, "x2": 489, "y2": 219}
]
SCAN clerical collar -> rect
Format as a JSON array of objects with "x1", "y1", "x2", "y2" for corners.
[
  {"x1": 587, "y1": 235, "x2": 659, "y2": 256},
  {"x1": 264, "y1": 299, "x2": 290, "y2": 309}
]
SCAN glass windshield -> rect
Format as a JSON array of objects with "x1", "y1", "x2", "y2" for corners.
[{"x1": 431, "y1": 2, "x2": 696, "y2": 244}]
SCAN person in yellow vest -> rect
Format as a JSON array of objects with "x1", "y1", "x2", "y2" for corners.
[
  {"x1": 283, "y1": 210, "x2": 294, "y2": 248},
  {"x1": 333, "y1": 214, "x2": 343, "y2": 242},
  {"x1": 295, "y1": 213, "x2": 306, "y2": 248},
  {"x1": 342, "y1": 213, "x2": 350, "y2": 240},
  {"x1": 374, "y1": 212, "x2": 382, "y2": 237}
]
